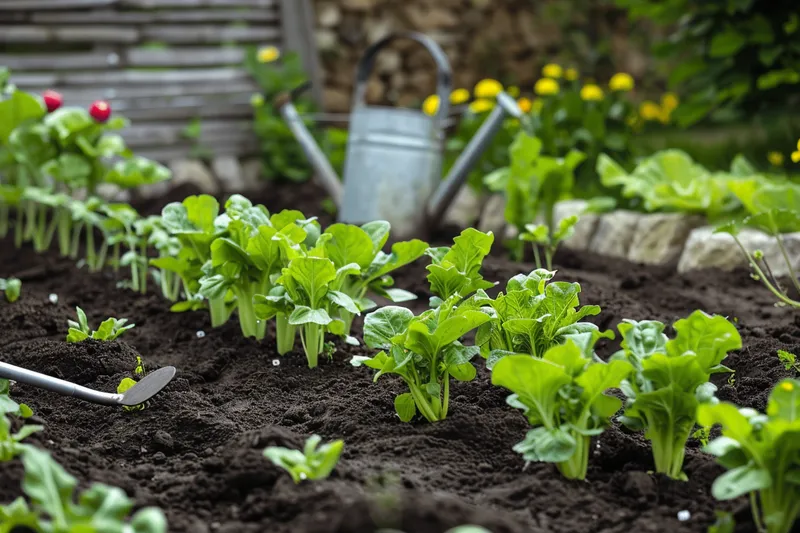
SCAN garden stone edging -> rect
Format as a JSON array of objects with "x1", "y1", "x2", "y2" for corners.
[{"x1": 475, "y1": 194, "x2": 800, "y2": 276}]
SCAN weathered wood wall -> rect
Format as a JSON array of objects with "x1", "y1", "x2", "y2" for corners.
[{"x1": 0, "y1": 0, "x2": 317, "y2": 162}]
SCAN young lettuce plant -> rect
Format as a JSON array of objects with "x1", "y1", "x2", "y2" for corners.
[
  {"x1": 158, "y1": 195, "x2": 232, "y2": 326},
  {"x1": 264, "y1": 434, "x2": 344, "y2": 484},
  {"x1": 0, "y1": 379, "x2": 42, "y2": 462},
  {"x1": 66, "y1": 306, "x2": 134, "y2": 342},
  {"x1": 519, "y1": 215, "x2": 578, "y2": 270},
  {"x1": 352, "y1": 228, "x2": 494, "y2": 423},
  {"x1": 611, "y1": 310, "x2": 742, "y2": 480},
  {"x1": 474, "y1": 268, "x2": 610, "y2": 367},
  {"x1": 254, "y1": 255, "x2": 362, "y2": 366},
  {"x1": 320, "y1": 221, "x2": 428, "y2": 332},
  {"x1": 201, "y1": 198, "x2": 317, "y2": 342},
  {"x1": 0, "y1": 447, "x2": 167, "y2": 533},
  {"x1": 492, "y1": 336, "x2": 632, "y2": 479},
  {"x1": 0, "y1": 277, "x2": 21, "y2": 302},
  {"x1": 698, "y1": 379, "x2": 800, "y2": 533}
]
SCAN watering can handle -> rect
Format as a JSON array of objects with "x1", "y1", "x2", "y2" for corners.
[{"x1": 353, "y1": 31, "x2": 453, "y2": 125}]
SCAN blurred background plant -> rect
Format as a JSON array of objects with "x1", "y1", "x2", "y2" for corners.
[{"x1": 245, "y1": 45, "x2": 347, "y2": 183}]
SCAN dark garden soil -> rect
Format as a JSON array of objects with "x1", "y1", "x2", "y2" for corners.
[{"x1": 2, "y1": 180, "x2": 799, "y2": 533}]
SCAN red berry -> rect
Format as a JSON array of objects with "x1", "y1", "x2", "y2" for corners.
[
  {"x1": 42, "y1": 90, "x2": 63, "y2": 113},
  {"x1": 89, "y1": 100, "x2": 111, "y2": 123}
]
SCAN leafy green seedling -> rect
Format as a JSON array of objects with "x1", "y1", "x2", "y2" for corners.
[
  {"x1": 66, "y1": 306, "x2": 135, "y2": 342},
  {"x1": 320, "y1": 221, "x2": 428, "y2": 332},
  {"x1": 0, "y1": 446, "x2": 167, "y2": 532},
  {"x1": 474, "y1": 268, "x2": 611, "y2": 366},
  {"x1": 777, "y1": 350, "x2": 800, "y2": 373},
  {"x1": 255, "y1": 255, "x2": 361, "y2": 366},
  {"x1": 492, "y1": 337, "x2": 632, "y2": 479},
  {"x1": 699, "y1": 379, "x2": 800, "y2": 533},
  {"x1": 264, "y1": 434, "x2": 344, "y2": 484},
  {"x1": 612, "y1": 310, "x2": 742, "y2": 480},
  {"x1": 117, "y1": 355, "x2": 147, "y2": 412},
  {"x1": 519, "y1": 215, "x2": 578, "y2": 270},
  {"x1": 0, "y1": 277, "x2": 21, "y2": 302},
  {"x1": 352, "y1": 228, "x2": 494, "y2": 423},
  {"x1": 201, "y1": 197, "x2": 318, "y2": 342},
  {"x1": 0, "y1": 378, "x2": 41, "y2": 462}
]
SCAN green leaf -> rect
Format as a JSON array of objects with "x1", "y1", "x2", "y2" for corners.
[
  {"x1": 0, "y1": 88, "x2": 45, "y2": 143},
  {"x1": 711, "y1": 465, "x2": 772, "y2": 500},
  {"x1": 709, "y1": 26, "x2": 747, "y2": 57},
  {"x1": 285, "y1": 257, "x2": 336, "y2": 307},
  {"x1": 667, "y1": 310, "x2": 741, "y2": 373},
  {"x1": 288, "y1": 305, "x2": 332, "y2": 326},
  {"x1": 394, "y1": 392, "x2": 416, "y2": 422},
  {"x1": 513, "y1": 426, "x2": 576, "y2": 463},
  {"x1": 363, "y1": 306, "x2": 414, "y2": 349}
]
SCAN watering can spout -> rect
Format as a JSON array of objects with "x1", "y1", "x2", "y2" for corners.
[
  {"x1": 274, "y1": 90, "x2": 344, "y2": 206},
  {"x1": 426, "y1": 91, "x2": 523, "y2": 228}
]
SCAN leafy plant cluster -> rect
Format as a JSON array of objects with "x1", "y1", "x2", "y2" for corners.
[
  {"x1": 613, "y1": 0, "x2": 800, "y2": 126},
  {"x1": 244, "y1": 47, "x2": 347, "y2": 184},
  {"x1": 155, "y1": 194, "x2": 428, "y2": 368},
  {"x1": 0, "y1": 68, "x2": 171, "y2": 259}
]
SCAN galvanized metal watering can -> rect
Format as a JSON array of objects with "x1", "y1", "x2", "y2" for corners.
[{"x1": 275, "y1": 31, "x2": 523, "y2": 240}]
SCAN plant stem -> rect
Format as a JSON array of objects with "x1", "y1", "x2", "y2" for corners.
[
  {"x1": 300, "y1": 322, "x2": 325, "y2": 368},
  {"x1": 775, "y1": 235, "x2": 800, "y2": 296},
  {"x1": 276, "y1": 312, "x2": 296, "y2": 355},
  {"x1": 734, "y1": 237, "x2": 800, "y2": 308},
  {"x1": 558, "y1": 434, "x2": 589, "y2": 480},
  {"x1": 208, "y1": 297, "x2": 230, "y2": 328},
  {"x1": 0, "y1": 203, "x2": 9, "y2": 237},
  {"x1": 407, "y1": 382, "x2": 439, "y2": 422},
  {"x1": 441, "y1": 372, "x2": 450, "y2": 420},
  {"x1": 532, "y1": 245, "x2": 542, "y2": 269},
  {"x1": 57, "y1": 209, "x2": 71, "y2": 256}
]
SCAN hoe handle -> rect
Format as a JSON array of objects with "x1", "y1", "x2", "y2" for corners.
[{"x1": 0, "y1": 361, "x2": 121, "y2": 406}]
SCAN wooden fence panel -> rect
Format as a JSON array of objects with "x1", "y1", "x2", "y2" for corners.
[{"x1": 0, "y1": 0, "x2": 318, "y2": 163}]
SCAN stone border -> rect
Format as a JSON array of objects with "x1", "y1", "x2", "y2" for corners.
[{"x1": 471, "y1": 193, "x2": 800, "y2": 276}]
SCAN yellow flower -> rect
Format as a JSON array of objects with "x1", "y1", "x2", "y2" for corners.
[
  {"x1": 781, "y1": 381, "x2": 794, "y2": 392},
  {"x1": 639, "y1": 100, "x2": 661, "y2": 121},
  {"x1": 565, "y1": 68, "x2": 579, "y2": 81},
  {"x1": 580, "y1": 84, "x2": 604, "y2": 102},
  {"x1": 250, "y1": 93, "x2": 264, "y2": 107},
  {"x1": 532, "y1": 98, "x2": 544, "y2": 113},
  {"x1": 791, "y1": 141, "x2": 800, "y2": 163},
  {"x1": 517, "y1": 97, "x2": 532, "y2": 113},
  {"x1": 257, "y1": 46, "x2": 280, "y2": 63},
  {"x1": 468, "y1": 98, "x2": 494, "y2": 114},
  {"x1": 534, "y1": 78, "x2": 560, "y2": 96},
  {"x1": 768, "y1": 151, "x2": 785, "y2": 166},
  {"x1": 658, "y1": 108, "x2": 672, "y2": 124},
  {"x1": 507, "y1": 86, "x2": 520, "y2": 98},
  {"x1": 609, "y1": 72, "x2": 635, "y2": 92},
  {"x1": 450, "y1": 88, "x2": 470, "y2": 105},
  {"x1": 661, "y1": 92, "x2": 679, "y2": 111},
  {"x1": 422, "y1": 94, "x2": 440, "y2": 116},
  {"x1": 474, "y1": 79, "x2": 503, "y2": 98},
  {"x1": 542, "y1": 64, "x2": 563, "y2": 79}
]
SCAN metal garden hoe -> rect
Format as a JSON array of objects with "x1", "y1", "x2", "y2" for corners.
[
  {"x1": 275, "y1": 31, "x2": 524, "y2": 240},
  {"x1": 0, "y1": 361, "x2": 176, "y2": 407}
]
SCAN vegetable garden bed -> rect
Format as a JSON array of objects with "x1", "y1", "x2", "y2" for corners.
[{"x1": 1, "y1": 181, "x2": 796, "y2": 533}]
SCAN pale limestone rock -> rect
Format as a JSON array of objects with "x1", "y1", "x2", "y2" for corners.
[
  {"x1": 478, "y1": 194, "x2": 506, "y2": 237},
  {"x1": 240, "y1": 158, "x2": 263, "y2": 192},
  {"x1": 588, "y1": 210, "x2": 641, "y2": 259},
  {"x1": 211, "y1": 156, "x2": 245, "y2": 193},
  {"x1": 678, "y1": 226, "x2": 800, "y2": 277},
  {"x1": 316, "y1": 29, "x2": 338, "y2": 51},
  {"x1": 553, "y1": 200, "x2": 596, "y2": 251},
  {"x1": 96, "y1": 183, "x2": 130, "y2": 203},
  {"x1": 627, "y1": 213, "x2": 703, "y2": 265},
  {"x1": 137, "y1": 179, "x2": 171, "y2": 200},
  {"x1": 442, "y1": 186, "x2": 483, "y2": 228},
  {"x1": 169, "y1": 159, "x2": 219, "y2": 195},
  {"x1": 317, "y1": 3, "x2": 341, "y2": 27}
]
